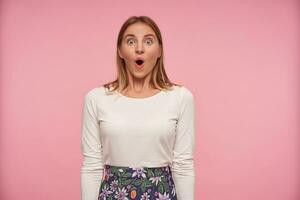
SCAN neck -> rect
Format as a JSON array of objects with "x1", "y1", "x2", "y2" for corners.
[{"x1": 125, "y1": 69, "x2": 154, "y2": 93}]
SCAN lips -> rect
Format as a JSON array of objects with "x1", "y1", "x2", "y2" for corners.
[
  {"x1": 136, "y1": 60, "x2": 144, "y2": 65},
  {"x1": 135, "y1": 58, "x2": 145, "y2": 68}
]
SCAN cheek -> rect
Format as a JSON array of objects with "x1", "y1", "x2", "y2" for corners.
[
  {"x1": 149, "y1": 47, "x2": 161, "y2": 58},
  {"x1": 119, "y1": 47, "x2": 133, "y2": 59},
  {"x1": 148, "y1": 50, "x2": 160, "y2": 63}
]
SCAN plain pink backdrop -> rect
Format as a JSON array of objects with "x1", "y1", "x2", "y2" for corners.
[{"x1": 1, "y1": 0, "x2": 299, "y2": 200}]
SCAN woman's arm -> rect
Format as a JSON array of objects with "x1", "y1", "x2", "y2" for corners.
[
  {"x1": 171, "y1": 86, "x2": 196, "y2": 200},
  {"x1": 80, "y1": 91, "x2": 104, "y2": 200}
]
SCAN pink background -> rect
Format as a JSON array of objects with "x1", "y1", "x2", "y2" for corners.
[{"x1": 1, "y1": 0, "x2": 299, "y2": 200}]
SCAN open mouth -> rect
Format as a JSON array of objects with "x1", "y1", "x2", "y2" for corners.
[{"x1": 135, "y1": 59, "x2": 144, "y2": 66}]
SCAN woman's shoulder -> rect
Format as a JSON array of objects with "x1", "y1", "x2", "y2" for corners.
[
  {"x1": 172, "y1": 84, "x2": 194, "y2": 98},
  {"x1": 83, "y1": 85, "x2": 107, "y2": 100}
]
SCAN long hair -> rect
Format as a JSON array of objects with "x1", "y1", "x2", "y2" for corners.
[{"x1": 102, "y1": 15, "x2": 181, "y2": 93}]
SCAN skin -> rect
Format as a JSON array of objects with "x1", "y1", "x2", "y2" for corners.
[{"x1": 118, "y1": 22, "x2": 162, "y2": 98}]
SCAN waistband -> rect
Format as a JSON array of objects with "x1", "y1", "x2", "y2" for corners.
[
  {"x1": 103, "y1": 164, "x2": 172, "y2": 179},
  {"x1": 104, "y1": 164, "x2": 170, "y2": 170}
]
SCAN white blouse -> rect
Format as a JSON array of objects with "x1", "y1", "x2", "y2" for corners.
[{"x1": 80, "y1": 85, "x2": 196, "y2": 200}]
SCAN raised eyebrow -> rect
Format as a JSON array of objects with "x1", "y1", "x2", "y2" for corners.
[{"x1": 124, "y1": 34, "x2": 155, "y2": 39}]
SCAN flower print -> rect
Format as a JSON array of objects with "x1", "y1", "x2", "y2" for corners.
[
  {"x1": 99, "y1": 184, "x2": 113, "y2": 200},
  {"x1": 167, "y1": 175, "x2": 173, "y2": 187},
  {"x1": 149, "y1": 175, "x2": 163, "y2": 186},
  {"x1": 171, "y1": 184, "x2": 176, "y2": 197},
  {"x1": 140, "y1": 192, "x2": 150, "y2": 200},
  {"x1": 114, "y1": 187, "x2": 129, "y2": 200},
  {"x1": 167, "y1": 174, "x2": 171, "y2": 182},
  {"x1": 103, "y1": 167, "x2": 113, "y2": 181},
  {"x1": 110, "y1": 180, "x2": 118, "y2": 191},
  {"x1": 165, "y1": 166, "x2": 170, "y2": 173},
  {"x1": 155, "y1": 192, "x2": 171, "y2": 200},
  {"x1": 131, "y1": 167, "x2": 147, "y2": 179},
  {"x1": 130, "y1": 189, "x2": 137, "y2": 199}
]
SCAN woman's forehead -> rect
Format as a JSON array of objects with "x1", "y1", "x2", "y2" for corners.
[
  {"x1": 124, "y1": 23, "x2": 156, "y2": 37},
  {"x1": 124, "y1": 33, "x2": 156, "y2": 39}
]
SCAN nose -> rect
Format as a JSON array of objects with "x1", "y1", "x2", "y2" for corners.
[{"x1": 135, "y1": 42, "x2": 144, "y2": 54}]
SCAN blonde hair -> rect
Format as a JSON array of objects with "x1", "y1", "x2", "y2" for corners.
[{"x1": 102, "y1": 15, "x2": 181, "y2": 93}]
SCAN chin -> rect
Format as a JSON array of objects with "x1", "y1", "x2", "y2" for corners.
[
  {"x1": 132, "y1": 73, "x2": 146, "y2": 79},
  {"x1": 134, "y1": 70, "x2": 152, "y2": 78},
  {"x1": 127, "y1": 66, "x2": 152, "y2": 78}
]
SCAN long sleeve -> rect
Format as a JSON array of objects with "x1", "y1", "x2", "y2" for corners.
[
  {"x1": 80, "y1": 92, "x2": 104, "y2": 200},
  {"x1": 170, "y1": 87, "x2": 196, "y2": 200}
]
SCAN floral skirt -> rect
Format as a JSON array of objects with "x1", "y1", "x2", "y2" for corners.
[{"x1": 98, "y1": 164, "x2": 178, "y2": 200}]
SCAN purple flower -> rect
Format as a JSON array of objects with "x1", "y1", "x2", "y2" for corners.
[
  {"x1": 114, "y1": 187, "x2": 129, "y2": 200},
  {"x1": 99, "y1": 184, "x2": 113, "y2": 200},
  {"x1": 131, "y1": 167, "x2": 147, "y2": 179},
  {"x1": 155, "y1": 192, "x2": 171, "y2": 200}
]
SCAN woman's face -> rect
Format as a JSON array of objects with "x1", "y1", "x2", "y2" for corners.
[{"x1": 118, "y1": 22, "x2": 161, "y2": 79}]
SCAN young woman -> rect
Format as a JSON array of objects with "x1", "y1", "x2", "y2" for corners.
[{"x1": 80, "y1": 16, "x2": 196, "y2": 200}]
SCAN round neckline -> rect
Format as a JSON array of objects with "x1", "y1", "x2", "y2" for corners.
[{"x1": 117, "y1": 89, "x2": 164, "y2": 100}]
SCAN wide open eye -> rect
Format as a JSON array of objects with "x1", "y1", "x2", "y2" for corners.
[
  {"x1": 126, "y1": 38, "x2": 135, "y2": 45},
  {"x1": 146, "y1": 39, "x2": 153, "y2": 45}
]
